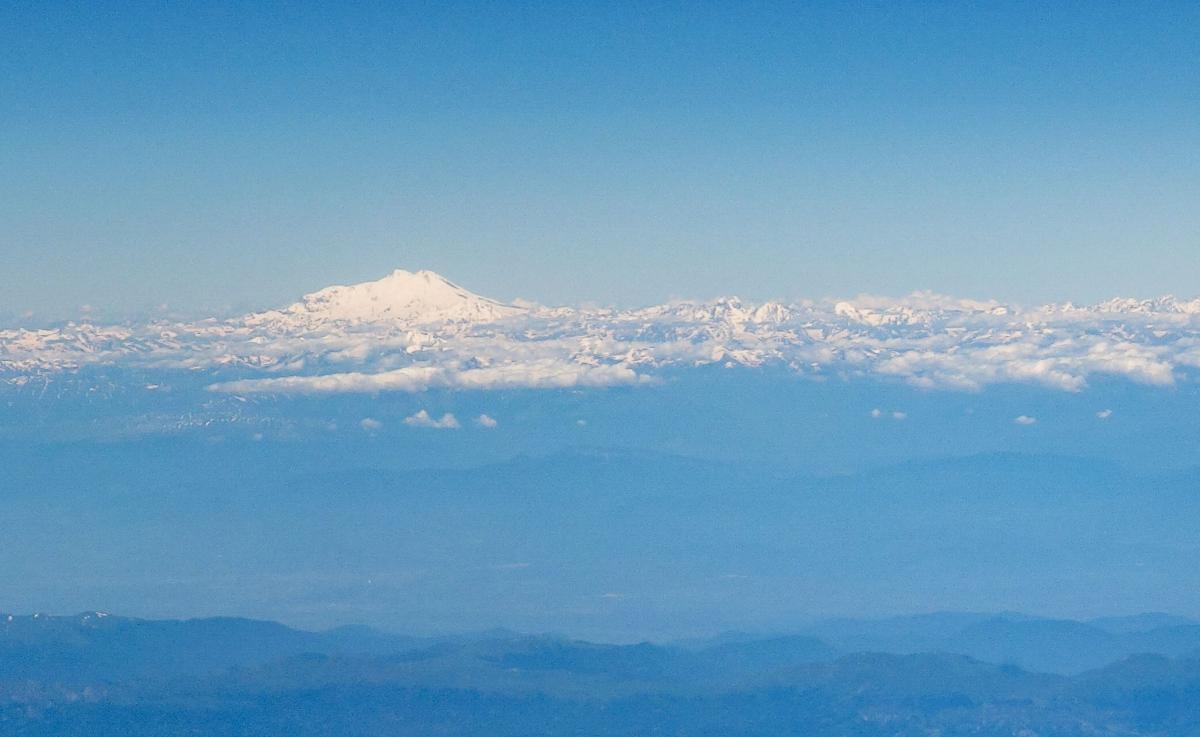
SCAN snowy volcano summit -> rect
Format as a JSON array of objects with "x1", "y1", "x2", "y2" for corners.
[
  {"x1": 2, "y1": 268, "x2": 1200, "y2": 395},
  {"x1": 250, "y1": 269, "x2": 527, "y2": 327}
]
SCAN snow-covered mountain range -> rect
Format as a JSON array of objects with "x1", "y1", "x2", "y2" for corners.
[{"x1": 3, "y1": 269, "x2": 1200, "y2": 393}]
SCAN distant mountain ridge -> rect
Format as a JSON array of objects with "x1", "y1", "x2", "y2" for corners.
[
  {"x1": 6, "y1": 610, "x2": 1200, "y2": 736},
  {"x1": 5, "y1": 609, "x2": 1200, "y2": 682},
  {"x1": 0, "y1": 611, "x2": 426, "y2": 683}
]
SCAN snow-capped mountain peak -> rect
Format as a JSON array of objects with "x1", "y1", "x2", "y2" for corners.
[{"x1": 255, "y1": 269, "x2": 526, "y2": 326}]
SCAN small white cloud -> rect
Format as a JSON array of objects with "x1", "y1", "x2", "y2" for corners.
[
  {"x1": 360, "y1": 417, "x2": 383, "y2": 431},
  {"x1": 870, "y1": 408, "x2": 883, "y2": 418},
  {"x1": 600, "y1": 592, "x2": 627, "y2": 599},
  {"x1": 891, "y1": 411, "x2": 907, "y2": 421},
  {"x1": 1096, "y1": 409, "x2": 1113, "y2": 419},
  {"x1": 475, "y1": 414, "x2": 498, "y2": 428},
  {"x1": 1014, "y1": 415, "x2": 1037, "y2": 425},
  {"x1": 576, "y1": 419, "x2": 587, "y2": 427},
  {"x1": 403, "y1": 410, "x2": 460, "y2": 429}
]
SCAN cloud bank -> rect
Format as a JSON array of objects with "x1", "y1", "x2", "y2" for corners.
[{"x1": 208, "y1": 360, "x2": 645, "y2": 395}]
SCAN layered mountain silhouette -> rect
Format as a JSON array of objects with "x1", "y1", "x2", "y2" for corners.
[{"x1": 5, "y1": 610, "x2": 1200, "y2": 736}]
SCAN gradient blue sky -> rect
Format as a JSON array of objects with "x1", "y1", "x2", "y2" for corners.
[{"x1": 2, "y1": 1, "x2": 1198, "y2": 319}]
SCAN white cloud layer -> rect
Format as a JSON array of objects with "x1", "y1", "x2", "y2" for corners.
[{"x1": 208, "y1": 360, "x2": 645, "y2": 395}]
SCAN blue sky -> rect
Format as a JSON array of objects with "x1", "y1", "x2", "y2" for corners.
[{"x1": 2, "y1": 1, "x2": 1198, "y2": 319}]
